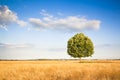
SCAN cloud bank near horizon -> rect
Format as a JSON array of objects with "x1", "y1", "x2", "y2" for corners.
[{"x1": 0, "y1": 43, "x2": 33, "y2": 49}]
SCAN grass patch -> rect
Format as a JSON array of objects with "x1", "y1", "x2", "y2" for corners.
[{"x1": 0, "y1": 60, "x2": 120, "y2": 80}]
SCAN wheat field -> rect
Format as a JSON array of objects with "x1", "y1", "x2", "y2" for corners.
[{"x1": 0, "y1": 60, "x2": 120, "y2": 80}]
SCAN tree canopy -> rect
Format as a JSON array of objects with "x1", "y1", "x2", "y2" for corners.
[{"x1": 67, "y1": 33, "x2": 94, "y2": 59}]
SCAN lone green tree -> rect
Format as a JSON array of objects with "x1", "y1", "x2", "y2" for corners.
[{"x1": 67, "y1": 33, "x2": 94, "y2": 60}]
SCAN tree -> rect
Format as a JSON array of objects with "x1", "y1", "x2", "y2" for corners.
[{"x1": 67, "y1": 33, "x2": 94, "y2": 60}]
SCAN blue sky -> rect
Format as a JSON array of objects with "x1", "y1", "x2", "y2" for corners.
[{"x1": 0, "y1": 0, "x2": 120, "y2": 59}]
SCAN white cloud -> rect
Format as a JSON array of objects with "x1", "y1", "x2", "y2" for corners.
[
  {"x1": 16, "y1": 20, "x2": 27, "y2": 27},
  {"x1": 0, "y1": 5, "x2": 27, "y2": 30},
  {"x1": 40, "y1": 9, "x2": 53, "y2": 18},
  {"x1": 0, "y1": 24, "x2": 8, "y2": 31},
  {"x1": 0, "y1": 6, "x2": 101, "y2": 31},
  {"x1": 0, "y1": 43, "x2": 33, "y2": 48},
  {"x1": 29, "y1": 18, "x2": 48, "y2": 30},
  {"x1": 29, "y1": 10, "x2": 101, "y2": 31}
]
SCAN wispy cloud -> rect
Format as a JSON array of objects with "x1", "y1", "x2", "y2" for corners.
[
  {"x1": 29, "y1": 9, "x2": 101, "y2": 31},
  {"x1": 95, "y1": 44, "x2": 111, "y2": 48},
  {"x1": 0, "y1": 43, "x2": 33, "y2": 49},
  {"x1": 40, "y1": 9, "x2": 53, "y2": 18},
  {"x1": 95, "y1": 44, "x2": 120, "y2": 48},
  {"x1": 47, "y1": 48, "x2": 66, "y2": 52},
  {"x1": 0, "y1": 5, "x2": 27, "y2": 30}
]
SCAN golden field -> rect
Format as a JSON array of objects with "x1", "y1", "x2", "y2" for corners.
[{"x1": 0, "y1": 60, "x2": 120, "y2": 80}]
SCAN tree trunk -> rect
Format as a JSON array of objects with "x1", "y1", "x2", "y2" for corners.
[{"x1": 79, "y1": 57, "x2": 81, "y2": 63}]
